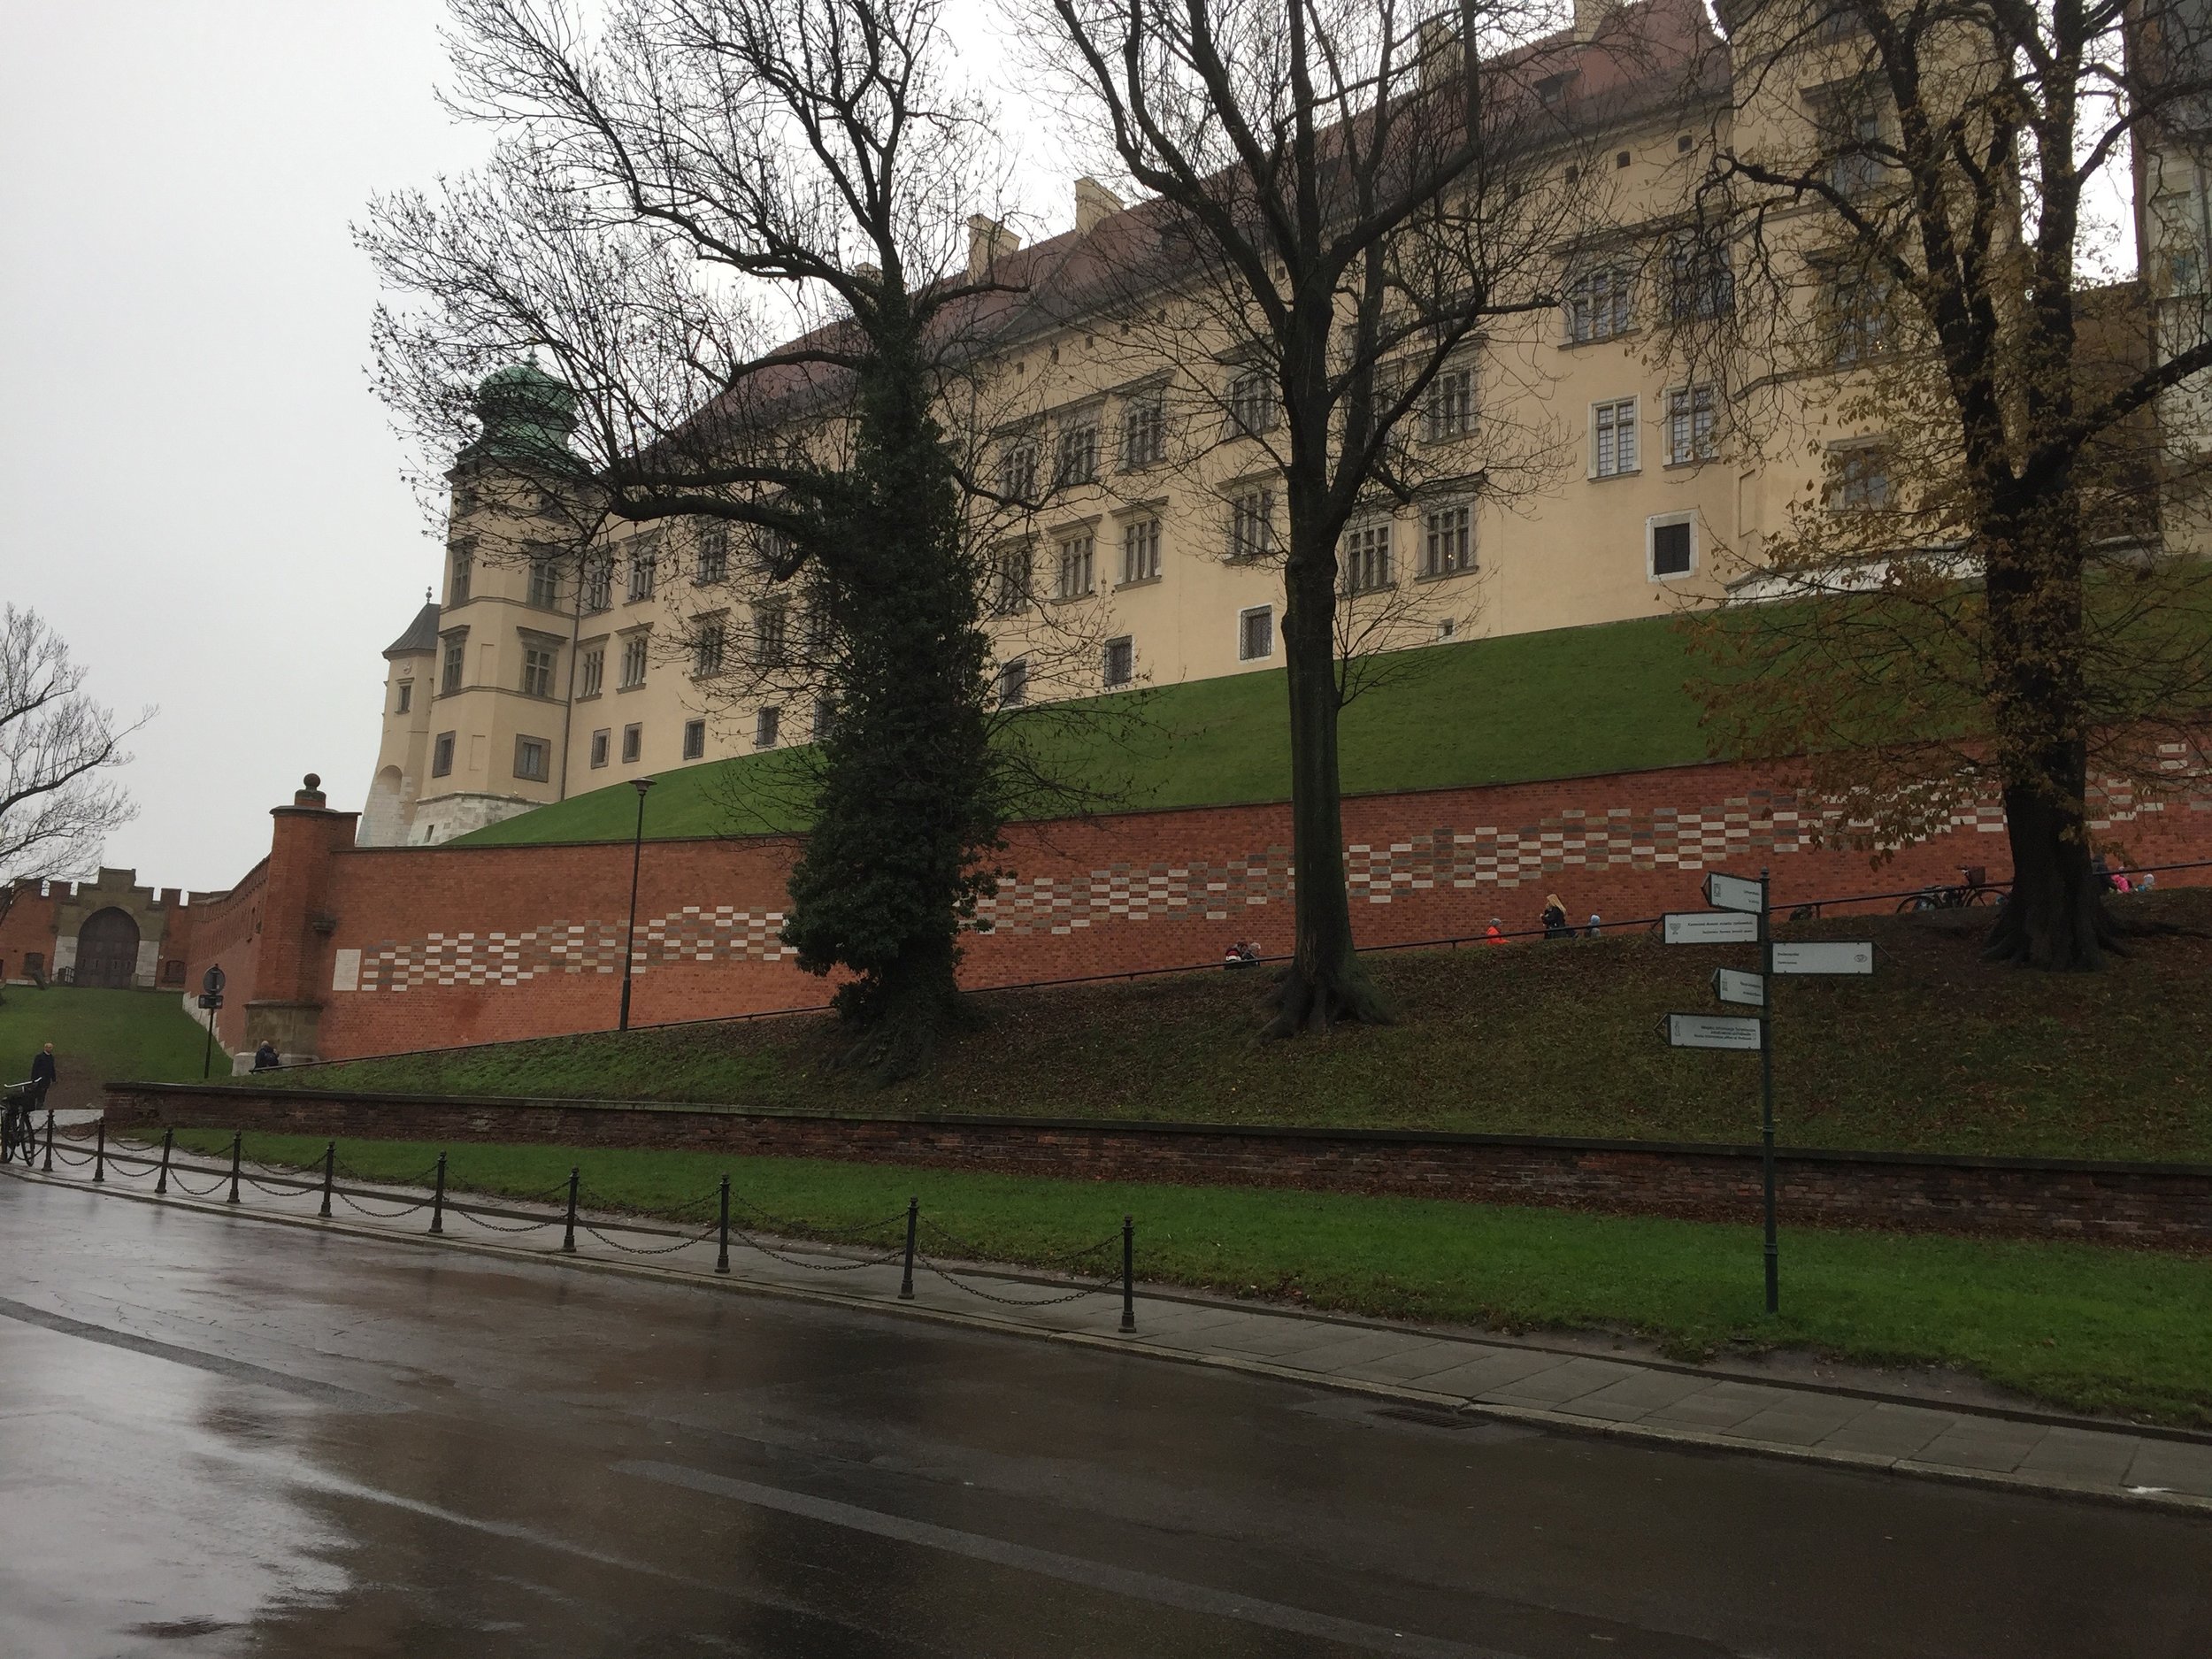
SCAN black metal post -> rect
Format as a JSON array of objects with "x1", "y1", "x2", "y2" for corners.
[
  {"x1": 156, "y1": 1127, "x2": 173, "y2": 1195},
  {"x1": 617, "y1": 778, "x2": 654, "y2": 1032},
  {"x1": 227, "y1": 1132, "x2": 242, "y2": 1205},
  {"x1": 899, "y1": 1197, "x2": 918, "y2": 1300},
  {"x1": 201, "y1": 1007, "x2": 214, "y2": 1079},
  {"x1": 716, "y1": 1175, "x2": 732, "y2": 1274},
  {"x1": 562, "y1": 1166, "x2": 580, "y2": 1253},
  {"x1": 1119, "y1": 1215, "x2": 1136, "y2": 1333},
  {"x1": 319, "y1": 1141, "x2": 335, "y2": 1218},
  {"x1": 1759, "y1": 866, "x2": 1778, "y2": 1317},
  {"x1": 430, "y1": 1153, "x2": 448, "y2": 1234},
  {"x1": 42, "y1": 1108, "x2": 53, "y2": 1173},
  {"x1": 93, "y1": 1119, "x2": 105, "y2": 1184}
]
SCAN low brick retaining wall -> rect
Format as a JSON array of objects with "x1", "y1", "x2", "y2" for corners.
[{"x1": 102, "y1": 1082, "x2": 2212, "y2": 1249}]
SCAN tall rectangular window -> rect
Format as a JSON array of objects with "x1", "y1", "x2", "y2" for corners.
[
  {"x1": 514, "y1": 735, "x2": 549, "y2": 782},
  {"x1": 1425, "y1": 365, "x2": 1476, "y2": 440},
  {"x1": 580, "y1": 647, "x2": 605, "y2": 697},
  {"x1": 1056, "y1": 419, "x2": 1098, "y2": 488},
  {"x1": 449, "y1": 548, "x2": 473, "y2": 605},
  {"x1": 1121, "y1": 396, "x2": 1164, "y2": 469},
  {"x1": 755, "y1": 706, "x2": 780, "y2": 749},
  {"x1": 619, "y1": 634, "x2": 649, "y2": 689},
  {"x1": 626, "y1": 538, "x2": 657, "y2": 603},
  {"x1": 1422, "y1": 503, "x2": 1474, "y2": 576},
  {"x1": 432, "y1": 732, "x2": 456, "y2": 777},
  {"x1": 621, "y1": 724, "x2": 642, "y2": 764},
  {"x1": 1238, "y1": 606, "x2": 1274, "y2": 662},
  {"x1": 520, "y1": 643, "x2": 557, "y2": 697},
  {"x1": 582, "y1": 551, "x2": 613, "y2": 611},
  {"x1": 1667, "y1": 232, "x2": 1733, "y2": 321},
  {"x1": 1832, "y1": 446, "x2": 1892, "y2": 510},
  {"x1": 994, "y1": 543, "x2": 1032, "y2": 615},
  {"x1": 1593, "y1": 398, "x2": 1639, "y2": 477},
  {"x1": 811, "y1": 696, "x2": 836, "y2": 741},
  {"x1": 1830, "y1": 269, "x2": 1892, "y2": 365},
  {"x1": 753, "y1": 600, "x2": 787, "y2": 665},
  {"x1": 1103, "y1": 636, "x2": 1134, "y2": 687},
  {"x1": 997, "y1": 657, "x2": 1028, "y2": 707},
  {"x1": 1340, "y1": 521, "x2": 1392, "y2": 593},
  {"x1": 1666, "y1": 385, "x2": 1717, "y2": 464},
  {"x1": 440, "y1": 634, "x2": 466, "y2": 695},
  {"x1": 695, "y1": 523, "x2": 729, "y2": 583},
  {"x1": 1056, "y1": 534, "x2": 1094, "y2": 599},
  {"x1": 589, "y1": 728, "x2": 610, "y2": 768},
  {"x1": 527, "y1": 557, "x2": 560, "y2": 609},
  {"x1": 1121, "y1": 517, "x2": 1161, "y2": 583},
  {"x1": 693, "y1": 618, "x2": 726, "y2": 677},
  {"x1": 1000, "y1": 435, "x2": 1038, "y2": 502},
  {"x1": 1831, "y1": 104, "x2": 1886, "y2": 198},
  {"x1": 1228, "y1": 369, "x2": 1272, "y2": 435},
  {"x1": 395, "y1": 681, "x2": 412, "y2": 714},
  {"x1": 1566, "y1": 265, "x2": 1632, "y2": 342},
  {"x1": 1229, "y1": 487, "x2": 1275, "y2": 561},
  {"x1": 803, "y1": 584, "x2": 834, "y2": 657},
  {"x1": 682, "y1": 719, "x2": 707, "y2": 761}
]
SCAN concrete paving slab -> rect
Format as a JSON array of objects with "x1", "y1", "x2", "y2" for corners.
[
  {"x1": 1813, "y1": 1404, "x2": 1953, "y2": 1462},
  {"x1": 1283, "y1": 1329, "x2": 1460, "y2": 1376},
  {"x1": 1482, "y1": 1357, "x2": 1647, "y2": 1408},
  {"x1": 1566, "y1": 1371, "x2": 1712, "y2": 1422},
  {"x1": 1645, "y1": 1386, "x2": 1793, "y2": 1432},
  {"x1": 1344, "y1": 1338, "x2": 1493, "y2": 1381},
  {"x1": 2018, "y1": 1428, "x2": 2145, "y2": 1486},
  {"x1": 1721, "y1": 1401, "x2": 1868, "y2": 1448},
  {"x1": 1399, "y1": 1348, "x2": 1574, "y2": 1397},
  {"x1": 1912, "y1": 1424, "x2": 2044, "y2": 1474},
  {"x1": 2124, "y1": 1440, "x2": 2212, "y2": 1497}
]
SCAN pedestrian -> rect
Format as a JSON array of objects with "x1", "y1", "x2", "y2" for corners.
[
  {"x1": 1586, "y1": 913, "x2": 1602, "y2": 938},
  {"x1": 1239, "y1": 940, "x2": 1261, "y2": 964},
  {"x1": 27, "y1": 1041, "x2": 57, "y2": 1110},
  {"x1": 252, "y1": 1039, "x2": 280, "y2": 1071},
  {"x1": 2141, "y1": 871, "x2": 2158, "y2": 892},
  {"x1": 2112, "y1": 872, "x2": 2133, "y2": 895},
  {"x1": 1540, "y1": 894, "x2": 1569, "y2": 940},
  {"x1": 1484, "y1": 918, "x2": 1504, "y2": 945}
]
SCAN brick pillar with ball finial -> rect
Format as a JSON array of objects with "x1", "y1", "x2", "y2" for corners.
[{"x1": 240, "y1": 772, "x2": 361, "y2": 1064}]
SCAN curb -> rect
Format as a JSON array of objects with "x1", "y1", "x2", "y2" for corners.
[{"x1": 12, "y1": 1164, "x2": 2212, "y2": 1516}]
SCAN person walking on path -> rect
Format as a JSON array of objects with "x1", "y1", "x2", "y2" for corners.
[
  {"x1": 27, "y1": 1042, "x2": 56, "y2": 1109},
  {"x1": 1586, "y1": 913, "x2": 1602, "y2": 938},
  {"x1": 1484, "y1": 918, "x2": 1505, "y2": 945},
  {"x1": 252, "y1": 1040, "x2": 280, "y2": 1071},
  {"x1": 1540, "y1": 895, "x2": 1570, "y2": 941}
]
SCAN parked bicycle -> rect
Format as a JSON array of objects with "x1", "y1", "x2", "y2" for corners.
[
  {"x1": 1897, "y1": 865, "x2": 2003, "y2": 913},
  {"x1": 1, "y1": 1083, "x2": 35, "y2": 1166}
]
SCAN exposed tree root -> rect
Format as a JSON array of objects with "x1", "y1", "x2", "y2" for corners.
[{"x1": 1258, "y1": 956, "x2": 1395, "y2": 1040}]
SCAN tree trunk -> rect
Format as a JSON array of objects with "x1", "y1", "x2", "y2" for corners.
[
  {"x1": 1263, "y1": 517, "x2": 1391, "y2": 1037},
  {"x1": 1981, "y1": 741, "x2": 2120, "y2": 968}
]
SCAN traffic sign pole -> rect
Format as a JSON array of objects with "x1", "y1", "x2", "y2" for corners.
[{"x1": 1759, "y1": 868, "x2": 1778, "y2": 1316}]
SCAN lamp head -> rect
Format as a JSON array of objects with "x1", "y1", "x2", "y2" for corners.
[{"x1": 632, "y1": 777, "x2": 655, "y2": 797}]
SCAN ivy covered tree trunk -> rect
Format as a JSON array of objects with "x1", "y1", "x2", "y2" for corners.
[{"x1": 782, "y1": 316, "x2": 1001, "y2": 1078}]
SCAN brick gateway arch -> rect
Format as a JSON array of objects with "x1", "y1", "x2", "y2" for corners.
[{"x1": 73, "y1": 907, "x2": 142, "y2": 988}]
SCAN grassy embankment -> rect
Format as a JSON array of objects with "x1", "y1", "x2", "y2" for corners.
[
  {"x1": 258, "y1": 889, "x2": 2212, "y2": 1164},
  {"x1": 160, "y1": 1125, "x2": 2212, "y2": 1425},
  {"x1": 449, "y1": 614, "x2": 1709, "y2": 846},
  {"x1": 0, "y1": 985, "x2": 214, "y2": 1107}
]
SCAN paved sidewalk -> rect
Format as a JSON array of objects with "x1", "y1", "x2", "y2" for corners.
[{"x1": 13, "y1": 1137, "x2": 2212, "y2": 1514}]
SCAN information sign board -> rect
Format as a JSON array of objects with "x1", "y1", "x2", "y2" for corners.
[
  {"x1": 1665, "y1": 1013, "x2": 1765, "y2": 1051},
  {"x1": 1663, "y1": 910, "x2": 1761, "y2": 946},
  {"x1": 1771, "y1": 941, "x2": 1875, "y2": 976},
  {"x1": 1711, "y1": 967, "x2": 1765, "y2": 1007},
  {"x1": 1703, "y1": 872, "x2": 1766, "y2": 915}
]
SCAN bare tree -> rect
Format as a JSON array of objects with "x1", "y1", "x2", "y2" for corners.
[
  {"x1": 1030, "y1": 0, "x2": 1676, "y2": 1033},
  {"x1": 0, "y1": 606, "x2": 143, "y2": 928},
  {"x1": 1667, "y1": 0, "x2": 2212, "y2": 968},
  {"x1": 364, "y1": 0, "x2": 1099, "y2": 1074}
]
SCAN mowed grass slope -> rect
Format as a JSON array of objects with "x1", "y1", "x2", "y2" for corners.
[
  {"x1": 159, "y1": 1129, "x2": 2212, "y2": 1425},
  {"x1": 1, "y1": 985, "x2": 213, "y2": 1107},
  {"x1": 259, "y1": 888, "x2": 2212, "y2": 1163},
  {"x1": 450, "y1": 615, "x2": 1706, "y2": 847}
]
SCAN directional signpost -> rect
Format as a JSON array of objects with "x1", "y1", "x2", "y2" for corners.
[
  {"x1": 198, "y1": 964, "x2": 226, "y2": 1079},
  {"x1": 1659, "y1": 872, "x2": 1880, "y2": 1316}
]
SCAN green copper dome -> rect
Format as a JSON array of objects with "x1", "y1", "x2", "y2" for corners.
[{"x1": 468, "y1": 361, "x2": 579, "y2": 468}]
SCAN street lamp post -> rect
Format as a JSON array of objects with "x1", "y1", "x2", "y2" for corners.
[{"x1": 618, "y1": 777, "x2": 655, "y2": 1032}]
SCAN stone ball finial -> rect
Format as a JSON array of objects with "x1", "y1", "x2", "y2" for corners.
[{"x1": 303, "y1": 772, "x2": 321, "y2": 791}]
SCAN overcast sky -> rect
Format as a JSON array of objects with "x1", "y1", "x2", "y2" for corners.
[{"x1": 0, "y1": 0, "x2": 1063, "y2": 893}]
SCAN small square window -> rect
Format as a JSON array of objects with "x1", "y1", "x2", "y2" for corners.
[
  {"x1": 514, "y1": 735, "x2": 549, "y2": 782},
  {"x1": 1616, "y1": 149, "x2": 1632, "y2": 169},
  {"x1": 1103, "y1": 636, "x2": 1133, "y2": 687},
  {"x1": 621, "y1": 724, "x2": 642, "y2": 764},
  {"x1": 589, "y1": 729, "x2": 611, "y2": 769},
  {"x1": 755, "y1": 706, "x2": 780, "y2": 749},
  {"x1": 1677, "y1": 132, "x2": 1694, "y2": 153},
  {"x1": 998, "y1": 657, "x2": 1028, "y2": 707},
  {"x1": 683, "y1": 719, "x2": 706, "y2": 761},
  {"x1": 1239, "y1": 606, "x2": 1274, "y2": 662},
  {"x1": 1649, "y1": 516, "x2": 1695, "y2": 579},
  {"x1": 432, "y1": 732, "x2": 456, "y2": 777}
]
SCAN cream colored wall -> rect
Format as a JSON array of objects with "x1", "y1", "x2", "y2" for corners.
[{"x1": 359, "y1": 647, "x2": 434, "y2": 846}]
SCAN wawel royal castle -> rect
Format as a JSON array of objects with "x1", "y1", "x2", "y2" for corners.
[{"x1": 359, "y1": 0, "x2": 2210, "y2": 848}]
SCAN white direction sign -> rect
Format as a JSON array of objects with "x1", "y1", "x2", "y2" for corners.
[
  {"x1": 1666, "y1": 1013, "x2": 1765, "y2": 1051},
  {"x1": 1771, "y1": 941, "x2": 1875, "y2": 976},
  {"x1": 1664, "y1": 910, "x2": 1761, "y2": 946},
  {"x1": 1704, "y1": 872, "x2": 1766, "y2": 915},
  {"x1": 1711, "y1": 967, "x2": 1765, "y2": 1007}
]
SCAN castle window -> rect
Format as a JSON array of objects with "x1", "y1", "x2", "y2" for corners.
[
  {"x1": 395, "y1": 681, "x2": 412, "y2": 714},
  {"x1": 582, "y1": 551, "x2": 613, "y2": 611},
  {"x1": 752, "y1": 600, "x2": 788, "y2": 665},
  {"x1": 621, "y1": 724, "x2": 642, "y2": 764},
  {"x1": 449, "y1": 548, "x2": 472, "y2": 604},
  {"x1": 1566, "y1": 263, "x2": 1632, "y2": 343},
  {"x1": 1103, "y1": 635, "x2": 1134, "y2": 687},
  {"x1": 1056, "y1": 418, "x2": 1099, "y2": 488},
  {"x1": 432, "y1": 732, "x2": 456, "y2": 777},
  {"x1": 527, "y1": 557, "x2": 560, "y2": 610},
  {"x1": 1422, "y1": 502, "x2": 1474, "y2": 576},
  {"x1": 626, "y1": 536, "x2": 658, "y2": 603},
  {"x1": 812, "y1": 696, "x2": 836, "y2": 740},
  {"x1": 693, "y1": 618, "x2": 727, "y2": 678},
  {"x1": 1228, "y1": 486, "x2": 1276, "y2": 561},
  {"x1": 1340, "y1": 520, "x2": 1393, "y2": 594},
  {"x1": 1121, "y1": 516, "x2": 1162, "y2": 583},
  {"x1": 997, "y1": 657, "x2": 1028, "y2": 707},
  {"x1": 521, "y1": 643, "x2": 557, "y2": 697},
  {"x1": 683, "y1": 719, "x2": 707, "y2": 761},
  {"x1": 755, "y1": 706, "x2": 780, "y2": 749},
  {"x1": 1056, "y1": 534, "x2": 1094, "y2": 599},
  {"x1": 1000, "y1": 434, "x2": 1039, "y2": 502},
  {"x1": 1425, "y1": 364, "x2": 1475, "y2": 441},
  {"x1": 993, "y1": 543, "x2": 1033, "y2": 614},
  {"x1": 440, "y1": 634, "x2": 466, "y2": 695},
  {"x1": 1228, "y1": 369, "x2": 1274, "y2": 436},
  {"x1": 1648, "y1": 514, "x2": 1696, "y2": 579},
  {"x1": 619, "y1": 634, "x2": 649, "y2": 689},
  {"x1": 513, "y1": 735, "x2": 549, "y2": 782},
  {"x1": 1239, "y1": 605, "x2": 1274, "y2": 661},
  {"x1": 589, "y1": 728, "x2": 610, "y2": 768},
  {"x1": 1666, "y1": 384, "x2": 1718, "y2": 464},
  {"x1": 696, "y1": 522, "x2": 729, "y2": 583},
  {"x1": 1121, "y1": 396, "x2": 1165, "y2": 469},
  {"x1": 580, "y1": 647, "x2": 605, "y2": 698},
  {"x1": 1592, "y1": 397, "x2": 1639, "y2": 477}
]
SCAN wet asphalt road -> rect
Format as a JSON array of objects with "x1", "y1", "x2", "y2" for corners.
[{"x1": 4, "y1": 1178, "x2": 2209, "y2": 1659}]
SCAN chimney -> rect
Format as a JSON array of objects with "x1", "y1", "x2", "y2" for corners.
[
  {"x1": 1572, "y1": 0, "x2": 1617, "y2": 42},
  {"x1": 967, "y1": 214, "x2": 1020, "y2": 280},
  {"x1": 1417, "y1": 15, "x2": 1463, "y2": 89},
  {"x1": 1074, "y1": 176, "x2": 1124, "y2": 234}
]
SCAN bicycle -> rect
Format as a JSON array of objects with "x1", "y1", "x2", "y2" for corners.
[
  {"x1": 1897, "y1": 865, "x2": 2003, "y2": 913},
  {"x1": 1, "y1": 1084, "x2": 35, "y2": 1166}
]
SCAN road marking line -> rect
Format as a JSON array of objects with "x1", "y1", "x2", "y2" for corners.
[{"x1": 0, "y1": 1294, "x2": 366, "y2": 1403}]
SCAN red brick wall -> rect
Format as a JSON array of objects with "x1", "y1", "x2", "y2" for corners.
[
  {"x1": 190, "y1": 757, "x2": 2212, "y2": 1061},
  {"x1": 182, "y1": 859, "x2": 270, "y2": 1049},
  {"x1": 0, "y1": 880, "x2": 56, "y2": 979}
]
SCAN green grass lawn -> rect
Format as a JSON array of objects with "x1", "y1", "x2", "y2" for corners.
[
  {"x1": 256, "y1": 888, "x2": 2212, "y2": 1164},
  {"x1": 1, "y1": 985, "x2": 214, "y2": 1106},
  {"x1": 451, "y1": 614, "x2": 1707, "y2": 846},
  {"x1": 155, "y1": 1128, "x2": 2212, "y2": 1425}
]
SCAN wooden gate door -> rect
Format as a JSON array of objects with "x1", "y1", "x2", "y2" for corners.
[{"x1": 74, "y1": 908, "x2": 141, "y2": 987}]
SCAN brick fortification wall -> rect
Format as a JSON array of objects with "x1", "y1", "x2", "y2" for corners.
[
  {"x1": 103, "y1": 1083, "x2": 2212, "y2": 1249},
  {"x1": 185, "y1": 757, "x2": 2212, "y2": 1062}
]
